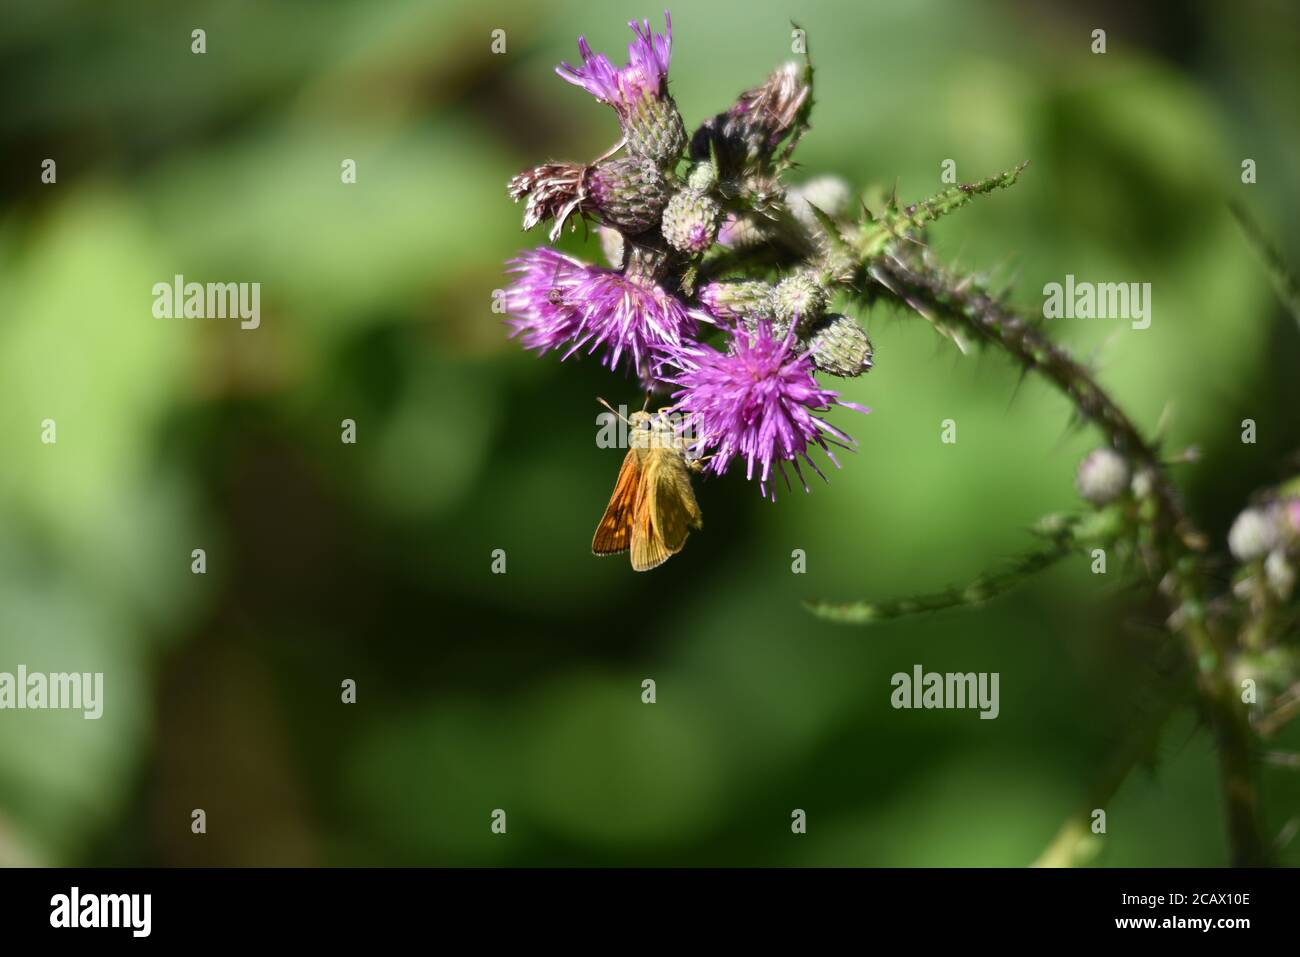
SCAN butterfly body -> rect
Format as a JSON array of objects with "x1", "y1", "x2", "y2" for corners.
[{"x1": 592, "y1": 410, "x2": 703, "y2": 571}]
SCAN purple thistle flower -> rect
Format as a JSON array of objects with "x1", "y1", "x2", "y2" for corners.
[
  {"x1": 502, "y1": 248, "x2": 586, "y2": 354},
  {"x1": 568, "y1": 264, "x2": 699, "y2": 372},
  {"x1": 503, "y1": 247, "x2": 700, "y2": 374},
  {"x1": 667, "y1": 323, "x2": 869, "y2": 497},
  {"x1": 556, "y1": 13, "x2": 673, "y2": 114},
  {"x1": 556, "y1": 13, "x2": 685, "y2": 164}
]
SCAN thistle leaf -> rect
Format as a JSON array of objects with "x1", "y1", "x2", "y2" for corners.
[{"x1": 1230, "y1": 201, "x2": 1300, "y2": 332}]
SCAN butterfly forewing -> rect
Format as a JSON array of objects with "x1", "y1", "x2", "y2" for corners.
[
  {"x1": 592, "y1": 447, "x2": 642, "y2": 556},
  {"x1": 630, "y1": 471, "x2": 671, "y2": 571}
]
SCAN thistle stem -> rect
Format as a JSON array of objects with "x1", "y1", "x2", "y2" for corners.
[{"x1": 861, "y1": 253, "x2": 1269, "y2": 865}]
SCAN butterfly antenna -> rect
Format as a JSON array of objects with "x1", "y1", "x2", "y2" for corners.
[{"x1": 596, "y1": 396, "x2": 630, "y2": 425}]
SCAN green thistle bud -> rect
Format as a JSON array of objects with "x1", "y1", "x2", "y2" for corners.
[
  {"x1": 662, "y1": 188, "x2": 721, "y2": 255},
  {"x1": 686, "y1": 160, "x2": 718, "y2": 194},
  {"x1": 587, "y1": 156, "x2": 672, "y2": 234},
  {"x1": 772, "y1": 272, "x2": 829, "y2": 330},
  {"x1": 1076, "y1": 448, "x2": 1130, "y2": 506},
  {"x1": 698, "y1": 280, "x2": 775, "y2": 325},
  {"x1": 626, "y1": 94, "x2": 687, "y2": 167},
  {"x1": 804, "y1": 312, "x2": 873, "y2": 377}
]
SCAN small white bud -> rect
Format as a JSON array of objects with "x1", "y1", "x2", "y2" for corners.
[
  {"x1": 1228, "y1": 507, "x2": 1279, "y2": 562},
  {"x1": 1076, "y1": 448, "x2": 1129, "y2": 505},
  {"x1": 1265, "y1": 550, "x2": 1295, "y2": 599}
]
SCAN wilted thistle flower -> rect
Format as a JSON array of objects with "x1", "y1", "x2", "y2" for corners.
[
  {"x1": 556, "y1": 13, "x2": 685, "y2": 166},
  {"x1": 690, "y1": 61, "x2": 810, "y2": 174},
  {"x1": 1076, "y1": 448, "x2": 1130, "y2": 506},
  {"x1": 666, "y1": 323, "x2": 868, "y2": 497},
  {"x1": 1228, "y1": 506, "x2": 1280, "y2": 562},
  {"x1": 508, "y1": 157, "x2": 672, "y2": 240},
  {"x1": 504, "y1": 247, "x2": 699, "y2": 373}
]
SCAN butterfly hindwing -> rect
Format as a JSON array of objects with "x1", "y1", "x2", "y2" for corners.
[
  {"x1": 631, "y1": 448, "x2": 702, "y2": 571},
  {"x1": 630, "y1": 468, "x2": 670, "y2": 572},
  {"x1": 649, "y1": 450, "x2": 702, "y2": 554}
]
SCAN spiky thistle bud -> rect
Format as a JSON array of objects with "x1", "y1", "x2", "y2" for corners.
[
  {"x1": 698, "y1": 280, "x2": 775, "y2": 325},
  {"x1": 772, "y1": 272, "x2": 829, "y2": 330},
  {"x1": 1076, "y1": 448, "x2": 1130, "y2": 506},
  {"x1": 804, "y1": 312, "x2": 873, "y2": 377},
  {"x1": 687, "y1": 160, "x2": 718, "y2": 194},
  {"x1": 625, "y1": 93, "x2": 688, "y2": 167},
  {"x1": 587, "y1": 156, "x2": 673, "y2": 233},
  {"x1": 662, "y1": 188, "x2": 721, "y2": 255},
  {"x1": 508, "y1": 157, "x2": 671, "y2": 240}
]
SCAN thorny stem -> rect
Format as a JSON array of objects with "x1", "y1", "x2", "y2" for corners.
[
  {"x1": 856, "y1": 245, "x2": 1269, "y2": 866},
  {"x1": 805, "y1": 517, "x2": 1080, "y2": 623}
]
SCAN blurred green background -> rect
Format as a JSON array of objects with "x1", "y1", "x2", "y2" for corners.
[{"x1": 1, "y1": 0, "x2": 1298, "y2": 866}]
